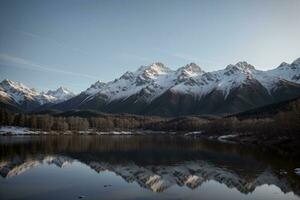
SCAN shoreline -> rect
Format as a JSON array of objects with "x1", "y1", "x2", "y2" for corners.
[
  {"x1": 1, "y1": 125, "x2": 300, "y2": 159},
  {"x1": 1, "y1": 126, "x2": 299, "y2": 154}
]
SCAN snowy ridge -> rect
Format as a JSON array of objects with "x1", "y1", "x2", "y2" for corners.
[
  {"x1": 83, "y1": 57, "x2": 300, "y2": 103},
  {"x1": 84, "y1": 62, "x2": 205, "y2": 102},
  {"x1": 269, "y1": 58, "x2": 300, "y2": 83},
  {"x1": 0, "y1": 79, "x2": 47, "y2": 104},
  {"x1": 172, "y1": 61, "x2": 276, "y2": 98},
  {"x1": 0, "y1": 79, "x2": 75, "y2": 105},
  {"x1": 169, "y1": 59, "x2": 300, "y2": 98}
]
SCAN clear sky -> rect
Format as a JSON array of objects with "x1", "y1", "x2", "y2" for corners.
[{"x1": 0, "y1": 0, "x2": 300, "y2": 93}]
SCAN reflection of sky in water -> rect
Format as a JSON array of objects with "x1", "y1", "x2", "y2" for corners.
[
  {"x1": 0, "y1": 160, "x2": 299, "y2": 200},
  {"x1": 0, "y1": 136, "x2": 300, "y2": 200}
]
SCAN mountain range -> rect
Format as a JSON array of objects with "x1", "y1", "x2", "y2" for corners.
[
  {"x1": 0, "y1": 79, "x2": 75, "y2": 111},
  {"x1": 1, "y1": 57, "x2": 300, "y2": 116}
]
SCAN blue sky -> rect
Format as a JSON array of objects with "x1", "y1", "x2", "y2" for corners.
[{"x1": 0, "y1": 0, "x2": 300, "y2": 93}]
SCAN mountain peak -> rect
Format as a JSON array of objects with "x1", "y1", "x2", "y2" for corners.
[
  {"x1": 46, "y1": 86, "x2": 75, "y2": 102},
  {"x1": 137, "y1": 62, "x2": 170, "y2": 76},
  {"x1": 0, "y1": 79, "x2": 37, "y2": 95},
  {"x1": 180, "y1": 63, "x2": 204, "y2": 74},
  {"x1": 235, "y1": 61, "x2": 255, "y2": 70},
  {"x1": 1, "y1": 79, "x2": 22, "y2": 87},
  {"x1": 120, "y1": 71, "x2": 135, "y2": 80},
  {"x1": 278, "y1": 62, "x2": 289, "y2": 68},
  {"x1": 88, "y1": 81, "x2": 106, "y2": 90},
  {"x1": 85, "y1": 80, "x2": 106, "y2": 95},
  {"x1": 1, "y1": 79, "x2": 10, "y2": 84},
  {"x1": 47, "y1": 86, "x2": 74, "y2": 95},
  {"x1": 292, "y1": 57, "x2": 300, "y2": 65},
  {"x1": 277, "y1": 58, "x2": 300, "y2": 69},
  {"x1": 148, "y1": 62, "x2": 167, "y2": 70},
  {"x1": 175, "y1": 63, "x2": 204, "y2": 83},
  {"x1": 225, "y1": 61, "x2": 255, "y2": 72},
  {"x1": 0, "y1": 79, "x2": 46, "y2": 105},
  {"x1": 137, "y1": 62, "x2": 170, "y2": 73}
]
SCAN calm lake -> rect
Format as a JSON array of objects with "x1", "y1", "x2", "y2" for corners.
[{"x1": 0, "y1": 135, "x2": 299, "y2": 200}]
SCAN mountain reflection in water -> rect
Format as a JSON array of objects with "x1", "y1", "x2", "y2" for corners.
[{"x1": 0, "y1": 135, "x2": 300, "y2": 200}]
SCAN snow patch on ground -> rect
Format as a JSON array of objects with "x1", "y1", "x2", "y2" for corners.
[
  {"x1": 295, "y1": 168, "x2": 300, "y2": 176},
  {"x1": 0, "y1": 126, "x2": 51, "y2": 135},
  {"x1": 218, "y1": 134, "x2": 238, "y2": 142},
  {"x1": 0, "y1": 127, "x2": 162, "y2": 135},
  {"x1": 94, "y1": 131, "x2": 134, "y2": 135},
  {"x1": 0, "y1": 126, "x2": 36, "y2": 135},
  {"x1": 184, "y1": 131, "x2": 202, "y2": 136}
]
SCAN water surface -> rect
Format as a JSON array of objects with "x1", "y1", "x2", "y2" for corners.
[{"x1": 0, "y1": 135, "x2": 299, "y2": 200}]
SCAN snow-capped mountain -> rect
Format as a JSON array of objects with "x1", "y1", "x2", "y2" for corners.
[
  {"x1": 52, "y1": 57, "x2": 300, "y2": 116},
  {"x1": 45, "y1": 86, "x2": 75, "y2": 103},
  {"x1": 171, "y1": 61, "x2": 294, "y2": 98},
  {"x1": 0, "y1": 79, "x2": 75, "y2": 111},
  {"x1": 269, "y1": 58, "x2": 300, "y2": 83},
  {"x1": 83, "y1": 62, "x2": 197, "y2": 102}
]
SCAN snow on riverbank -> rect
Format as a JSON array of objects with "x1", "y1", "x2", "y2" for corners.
[
  {"x1": 0, "y1": 126, "x2": 37, "y2": 135},
  {"x1": 0, "y1": 126, "x2": 137, "y2": 135},
  {"x1": 0, "y1": 126, "x2": 199, "y2": 136},
  {"x1": 80, "y1": 131, "x2": 135, "y2": 135},
  {"x1": 295, "y1": 168, "x2": 300, "y2": 176},
  {"x1": 218, "y1": 134, "x2": 238, "y2": 142},
  {"x1": 184, "y1": 131, "x2": 202, "y2": 136}
]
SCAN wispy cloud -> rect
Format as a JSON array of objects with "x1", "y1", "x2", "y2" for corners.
[
  {"x1": 0, "y1": 53, "x2": 98, "y2": 79},
  {"x1": 9, "y1": 28, "x2": 90, "y2": 56}
]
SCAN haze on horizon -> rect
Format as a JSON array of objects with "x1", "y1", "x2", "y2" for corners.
[{"x1": 0, "y1": 0, "x2": 300, "y2": 93}]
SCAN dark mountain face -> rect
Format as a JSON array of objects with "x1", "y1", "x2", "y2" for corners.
[
  {"x1": 50, "y1": 92, "x2": 106, "y2": 111},
  {"x1": 232, "y1": 96, "x2": 300, "y2": 119},
  {"x1": 50, "y1": 80, "x2": 300, "y2": 117},
  {"x1": 0, "y1": 99, "x2": 21, "y2": 112},
  {"x1": 141, "y1": 80, "x2": 300, "y2": 116},
  {"x1": 0, "y1": 92, "x2": 42, "y2": 112}
]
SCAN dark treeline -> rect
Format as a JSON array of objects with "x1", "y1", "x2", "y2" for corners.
[
  {"x1": 202, "y1": 99, "x2": 300, "y2": 136},
  {"x1": 0, "y1": 98, "x2": 300, "y2": 135},
  {"x1": 0, "y1": 108, "x2": 166, "y2": 132},
  {"x1": 144, "y1": 99, "x2": 300, "y2": 136}
]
